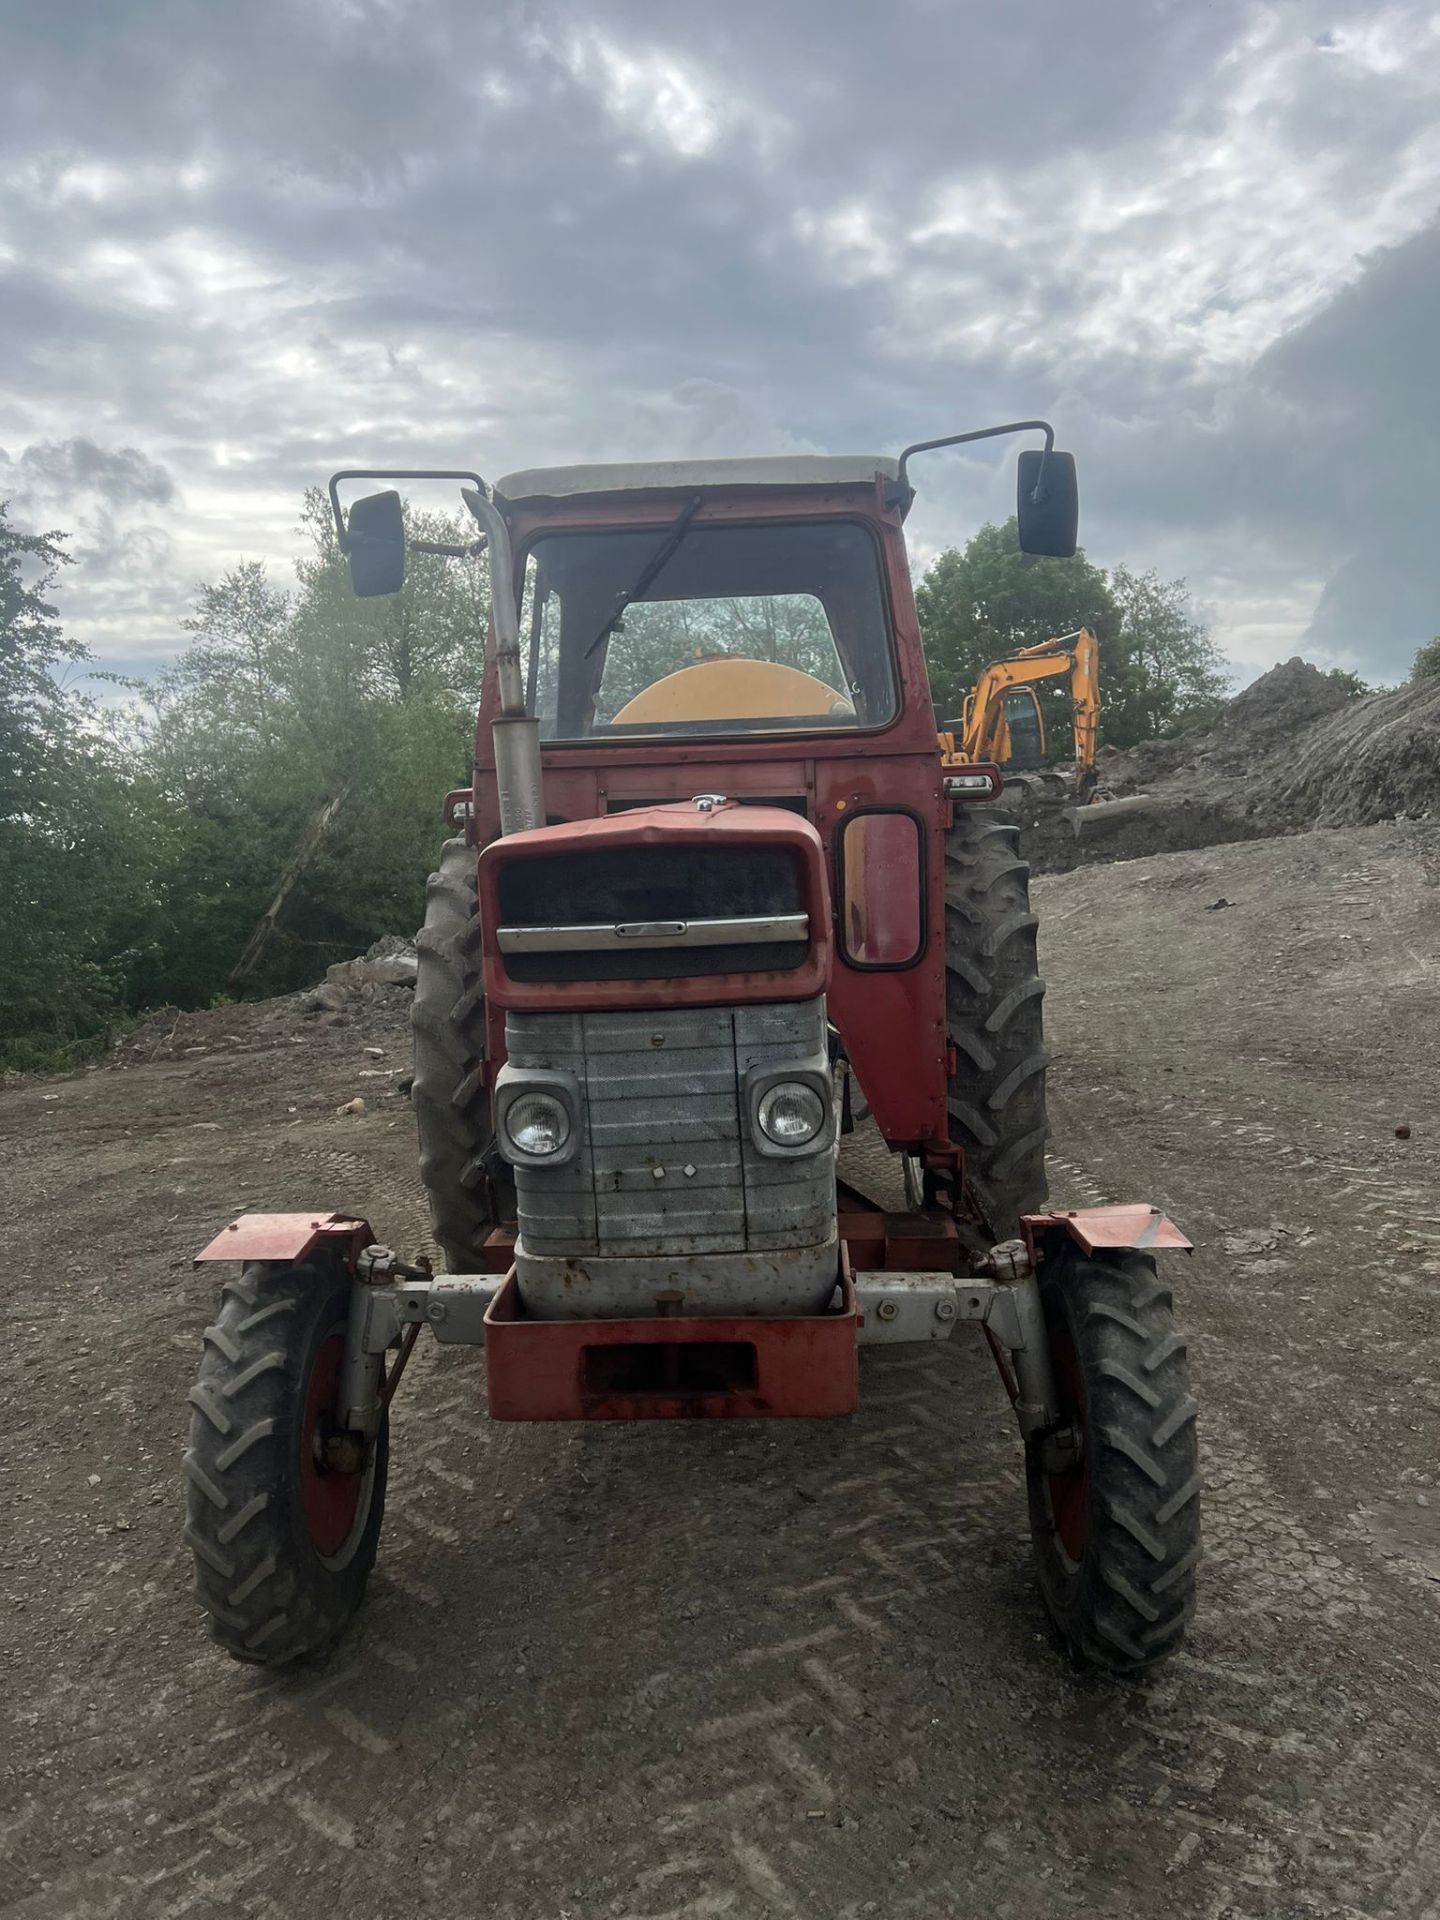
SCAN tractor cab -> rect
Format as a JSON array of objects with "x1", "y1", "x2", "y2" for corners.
[
  {"x1": 465, "y1": 457, "x2": 987, "y2": 1182},
  {"x1": 504, "y1": 465, "x2": 897, "y2": 741},
  {"x1": 490, "y1": 456, "x2": 920, "y2": 763}
]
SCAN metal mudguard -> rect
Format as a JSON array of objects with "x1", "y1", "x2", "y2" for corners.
[
  {"x1": 194, "y1": 1212, "x2": 375, "y2": 1268},
  {"x1": 1021, "y1": 1206, "x2": 1192, "y2": 1258}
]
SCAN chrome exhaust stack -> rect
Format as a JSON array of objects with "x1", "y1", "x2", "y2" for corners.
[{"x1": 462, "y1": 485, "x2": 544, "y2": 837}]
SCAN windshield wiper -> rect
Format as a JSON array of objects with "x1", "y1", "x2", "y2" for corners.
[{"x1": 582, "y1": 496, "x2": 703, "y2": 659}]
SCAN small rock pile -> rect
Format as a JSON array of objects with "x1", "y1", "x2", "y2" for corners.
[
  {"x1": 301, "y1": 936, "x2": 419, "y2": 1016},
  {"x1": 110, "y1": 937, "x2": 420, "y2": 1066}
]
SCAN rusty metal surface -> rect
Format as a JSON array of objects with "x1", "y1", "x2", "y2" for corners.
[
  {"x1": 505, "y1": 997, "x2": 837, "y2": 1318},
  {"x1": 837, "y1": 1204, "x2": 961, "y2": 1273},
  {"x1": 477, "y1": 798, "x2": 832, "y2": 1015},
  {"x1": 1024, "y1": 1204, "x2": 1193, "y2": 1256},
  {"x1": 474, "y1": 756, "x2": 952, "y2": 1151},
  {"x1": 480, "y1": 1226, "x2": 516, "y2": 1272},
  {"x1": 482, "y1": 1267, "x2": 859, "y2": 1421},
  {"x1": 836, "y1": 1174, "x2": 962, "y2": 1274},
  {"x1": 192, "y1": 1211, "x2": 374, "y2": 1267}
]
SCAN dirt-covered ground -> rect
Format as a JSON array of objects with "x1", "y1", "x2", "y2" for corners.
[{"x1": 4, "y1": 821, "x2": 1440, "y2": 1919}]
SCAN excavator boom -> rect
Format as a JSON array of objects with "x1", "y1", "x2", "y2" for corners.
[{"x1": 950, "y1": 627, "x2": 1099, "y2": 776}]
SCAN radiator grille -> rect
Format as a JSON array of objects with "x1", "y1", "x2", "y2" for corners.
[
  {"x1": 506, "y1": 998, "x2": 832, "y2": 1258},
  {"x1": 497, "y1": 846, "x2": 808, "y2": 983}
]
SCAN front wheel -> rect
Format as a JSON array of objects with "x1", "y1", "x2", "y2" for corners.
[
  {"x1": 184, "y1": 1260, "x2": 388, "y2": 1666},
  {"x1": 1025, "y1": 1249, "x2": 1200, "y2": 1672}
]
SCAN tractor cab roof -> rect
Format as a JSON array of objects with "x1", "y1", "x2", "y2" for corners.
[{"x1": 495, "y1": 454, "x2": 899, "y2": 506}]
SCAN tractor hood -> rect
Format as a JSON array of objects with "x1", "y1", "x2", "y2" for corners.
[{"x1": 476, "y1": 798, "x2": 833, "y2": 1013}]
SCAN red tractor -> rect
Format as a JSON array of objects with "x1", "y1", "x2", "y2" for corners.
[{"x1": 186, "y1": 425, "x2": 1199, "y2": 1672}]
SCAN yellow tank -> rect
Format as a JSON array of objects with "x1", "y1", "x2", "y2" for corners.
[{"x1": 612, "y1": 656, "x2": 853, "y2": 726}]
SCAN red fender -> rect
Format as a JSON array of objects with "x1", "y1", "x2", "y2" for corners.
[
  {"x1": 194, "y1": 1212, "x2": 375, "y2": 1268},
  {"x1": 1022, "y1": 1205, "x2": 1191, "y2": 1262}
]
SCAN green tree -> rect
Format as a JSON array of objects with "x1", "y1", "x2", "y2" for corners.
[
  {"x1": 0, "y1": 502, "x2": 78, "y2": 816},
  {"x1": 914, "y1": 518, "x2": 1118, "y2": 757},
  {"x1": 0, "y1": 487, "x2": 496, "y2": 1066},
  {"x1": 1106, "y1": 563, "x2": 1230, "y2": 741},
  {"x1": 1323, "y1": 667, "x2": 1373, "y2": 698},
  {"x1": 179, "y1": 560, "x2": 292, "y2": 740},
  {"x1": 914, "y1": 519, "x2": 1229, "y2": 750},
  {"x1": 112, "y1": 493, "x2": 487, "y2": 1002},
  {"x1": 0, "y1": 505, "x2": 176, "y2": 1066},
  {"x1": 1413, "y1": 637, "x2": 1440, "y2": 680},
  {"x1": 913, "y1": 518, "x2": 1118, "y2": 724},
  {"x1": 291, "y1": 488, "x2": 487, "y2": 713}
]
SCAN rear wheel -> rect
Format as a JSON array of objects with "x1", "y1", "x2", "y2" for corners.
[
  {"x1": 1025, "y1": 1248, "x2": 1200, "y2": 1672},
  {"x1": 413, "y1": 836, "x2": 513, "y2": 1272},
  {"x1": 184, "y1": 1260, "x2": 388, "y2": 1666},
  {"x1": 943, "y1": 807, "x2": 1049, "y2": 1238}
]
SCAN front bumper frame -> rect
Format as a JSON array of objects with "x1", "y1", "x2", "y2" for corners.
[
  {"x1": 196, "y1": 1207, "x2": 1188, "y2": 1433},
  {"x1": 342, "y1": 1253, "x2": 1057, "y2": 1427}
]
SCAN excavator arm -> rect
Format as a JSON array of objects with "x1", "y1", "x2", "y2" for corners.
[
  {"x1": 950, "y1": 628, "x2": 1099, "y2": 774},
  {"x1": 1063, "y1": 626, "x2": 1099, "y2": 774}
]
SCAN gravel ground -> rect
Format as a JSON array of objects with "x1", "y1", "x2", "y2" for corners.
[{"x1": 3, "y1": 821, "x2": 1439, "y2": 1919}]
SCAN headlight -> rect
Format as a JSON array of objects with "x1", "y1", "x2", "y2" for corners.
[
  {"x1": 502, "y1": 1091, "x2": 571, "y2": 1158},
  {"x1": 757, "y1": 1082, "x2": 825, "y2": 1147}
]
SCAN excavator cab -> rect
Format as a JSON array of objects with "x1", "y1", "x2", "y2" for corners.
[{"x1": 1000, "y1": 688, "x2": 1046, "y2": 770}]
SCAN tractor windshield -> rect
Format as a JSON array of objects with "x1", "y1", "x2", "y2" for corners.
[{"x1": 522, "y1": 519, "x2": 897, "y2": 740}]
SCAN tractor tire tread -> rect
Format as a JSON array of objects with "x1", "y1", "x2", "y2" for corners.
[
  {"x1": 943, "y1": 806, "x2": 1049, "y2": 1237},
  {"x1": 412, "y1": 837, "x2": 513, "y2": 1271},
  {"x1": 1026, "y1": 1251, "x2": 1200, "y2": 1674},
  {"x1": 184, "y1": 1260, "x2": 387, "y2": 1668}
]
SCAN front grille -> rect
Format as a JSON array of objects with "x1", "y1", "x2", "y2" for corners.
[
  {"x1": 496, "y1": 845, "x2": 808, "y2": 983},
  {"x1": 505, "y1": 998, "x2": 832, "y2": 1257}
]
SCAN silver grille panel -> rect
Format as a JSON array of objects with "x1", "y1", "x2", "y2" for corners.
[
  {"x1": 498, "y1": 913, "x2": 808, "y2": 952},
  {"x1": 505, "y1": 998, "x2": 833, "y2": 1260}
]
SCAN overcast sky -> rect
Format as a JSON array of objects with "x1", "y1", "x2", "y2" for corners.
[{"x1": 3, "y1": 0, "x2": 1438, "y2": 687}]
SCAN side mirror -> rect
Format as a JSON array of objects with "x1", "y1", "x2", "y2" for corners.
[
  {"x1": 1016, "y1": 450, "x2": 1078, "y2": 558},
  {"x1": 344, "y1": 489, "x2": 406, "y2": 597}
]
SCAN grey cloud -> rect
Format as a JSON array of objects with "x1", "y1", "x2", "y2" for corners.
[
  {"x1": 1055, "y1": 216, "x2": 1440, "y2": 679},
  {"x1": 1, "y1": 0, "x2": 1438, "y2": 682},
  {"x1": 0, "y1": 436, "x2": 180, "y2": 674},
  {"x1": 1, "y1": 437, "x2": 175, "y2": 508}
]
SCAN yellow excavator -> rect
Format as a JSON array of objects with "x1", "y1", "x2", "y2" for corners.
[{"x1": 941, "y1": 627, "x2": 1100, "y2": 798}]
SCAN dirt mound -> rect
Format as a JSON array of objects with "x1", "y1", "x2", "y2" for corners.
[
  {"x1": 1269, "y1": 674, "x2": 1440, "y2": 829},
  {"x1": 111, "y1": 938, "x2": 418, "y2": 1067},
  {"x1": 1021, "y1": 795, "x2": 1269, "y2": 875},
  {"x1": 1083, "y1": 657, "x2": 1354, "y2": 800},
  {"x1": 1201, "y1": 656, "x2": 1354, "y2": 769},
  {"x1": 1023, "y1": 659, "x2": 1439, "y2": 874}
]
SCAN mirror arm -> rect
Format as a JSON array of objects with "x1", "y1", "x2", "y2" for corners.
[
  {"x1": 890, "y1": 420, "x2": 1055, "y2": 515},
  {"x1": 327, "y1": 468, "x2": 488, "y2": 550},
  {"x1": 408, "y1": 538, "x2": 487, "y2": 558}
]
